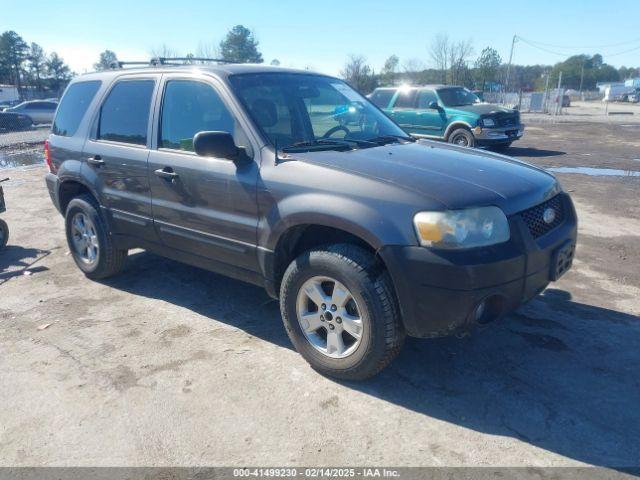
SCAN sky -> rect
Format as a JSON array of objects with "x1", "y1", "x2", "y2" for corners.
[{"x1": 3, "y1": 0, "x2": 640, "y2": 76}]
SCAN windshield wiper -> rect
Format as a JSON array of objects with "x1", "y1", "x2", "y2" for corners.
[
  {"x1": 281, "y1": 138, "x2": 375, "y2": 152},
  {"x1": 364, "y1": 134, "x2": 416, "y2": 145}
]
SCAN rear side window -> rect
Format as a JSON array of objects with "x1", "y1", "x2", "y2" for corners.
[
  {"x1": 370, "y1": 89, "x2": 395, "y2": 108},
  {"x1": 98, "y1": 80, "x2": 155, "y2": 145},
  {"x1": 52, "y1": 81, "x2": 101, "y2": 137},
  {"x1": 393, "y1": 89, "x2": 417, "y2": 109}
]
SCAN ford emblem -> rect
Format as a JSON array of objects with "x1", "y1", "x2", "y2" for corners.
[{"x1": 543, "y1": 207, "x2": 556, "y2": 224}]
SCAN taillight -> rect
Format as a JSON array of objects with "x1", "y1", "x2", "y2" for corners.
[{"x1": 44, "y1": 139, "x2": 56, "y2": 173}]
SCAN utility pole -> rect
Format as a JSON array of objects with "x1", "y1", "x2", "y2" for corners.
[
  {"x1": 555, "y1": 71, "x2": 563, "y2": 116},
  {"x1": 504, "y1": 35, "x2": 517, "y2": 104},
  {"x1": 579, "y1": 60, "x2": 585, "y2": 97}
]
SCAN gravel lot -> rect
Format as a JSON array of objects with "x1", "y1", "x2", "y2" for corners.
[{"x1": 0, "y1": 122, "x2": 639, "y2": 469}]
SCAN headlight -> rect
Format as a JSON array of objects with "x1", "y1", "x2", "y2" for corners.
[
  {"x1": 413, "y1": 206, "x2": 510, "y2": 249},
  {"x1": 481, "y1": 117, "x2": 496, "y2": 127}
]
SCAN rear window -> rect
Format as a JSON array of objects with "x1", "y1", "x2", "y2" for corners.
[
  {"x1": 52, "y1": 81, "x2": 101, "y2": 137},
  {"x1": 369, "y1": 89, "x2": 395, "y2": 108},
  {"x1": 97, "y1": 80, "x2": 155, "y2": 145}
]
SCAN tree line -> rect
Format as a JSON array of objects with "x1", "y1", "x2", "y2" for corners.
[
  {"x1": 0, "y1": 31, "x2": 72, "y2": 98},
  {"x1": 341, "y1": 33, "x2": 640, "y2": 94},
  {"x1": 4, "y1": 26, "x2": 639, "y2": 100}
]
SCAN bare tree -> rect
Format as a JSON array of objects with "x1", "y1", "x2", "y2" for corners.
[
  {"x1": 340, "y1": 54, "x2": 378, "y2": 94},
  {"x1": 401, "y1": 58, "x2": 425, "y2": 85},
  {"x1": 448, "y1": 39, "x2": 474, "y2": 85},
  {"x1": 149, "y1": 44, "x2": 180, "y2": 60},
  {"x1": 196, "y1": 40, "x2": 219, "y2": 60},
  {"x1": 429, "y1": 33, "x2": 450, "y2": 83}
]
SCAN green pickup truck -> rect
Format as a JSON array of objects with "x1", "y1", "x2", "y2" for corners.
[{"x1": 369, "y1": 85, "x2": 524, "y2": 151}]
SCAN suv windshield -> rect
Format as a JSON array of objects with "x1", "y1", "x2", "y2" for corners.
[
  {"x1": 437, "y1": 87, "x2": 480, "y2": 107},
  {"x1": 229, "y1": 73, "x2": 410, "y2": 150}
]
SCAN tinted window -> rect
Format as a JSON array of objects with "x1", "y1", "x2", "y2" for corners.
[
  {"x1": 417, "y1": 90, "x2": 437, "y2": 108},
  {"x1": 98, "y1": 80, "x2": 154, "y2": 145},
  {"x1": 437, "y1": 87, "x2": 480, "y2": 107},
  {"x1": 52, "y1": 81, "x2": 101, "y2": 137},
  {"x1": 160, "y1": 80, "x2": 240, "y2": 151},
  {"x1": 42, "y1": 102, "x2": 58, "y2": 110},
  {"x1": 393, "y1": 89, "x2": 417, "y2": 109},
  {"x1": 370, "y1": 89, "x2": 395, "y2": 108}
]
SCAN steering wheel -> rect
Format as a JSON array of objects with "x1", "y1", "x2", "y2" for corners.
[{"x1": 322, "y1": 125, "x2": 351, "y2": 138}]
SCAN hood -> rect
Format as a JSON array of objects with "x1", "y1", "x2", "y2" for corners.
[
  {"x1": 291, "y1": 141, "x2": 559, "y2": 216},
  {"x1": 446, "y1": 103, "x2": 517, "y2": 117}
]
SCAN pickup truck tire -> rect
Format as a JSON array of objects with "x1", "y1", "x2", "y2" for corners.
[
  {"x1": 65, "y1": 194, "x2": 127, "y2": 279},
  {"x1": 280, "y1": 244, "x2": 405, "y2": 380},
  {"x1": 0, "y1": 219, "x2": 8, "y2": 250},
  {"x1": 447, "y1": 127, "x2": 475, "y2": 148}
]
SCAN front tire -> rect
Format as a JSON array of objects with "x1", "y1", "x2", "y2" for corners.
[
  {"x1": 280, "y1": 244, "x2": 405, "y2": 380},
  {"x1": 447, "y1": 127, "x2": 475, "y2": 148},
  {"x1": 65, "y1": 194, "x2": 127, "y2": 279}
]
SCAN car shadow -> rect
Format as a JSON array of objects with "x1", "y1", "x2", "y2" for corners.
[
  {"x1": 0, "y1": 245, "x2": 51, "y2": 284},
  {"x1": 104, "y1": 251, "x2": 640, "y2": 468},
  {"x1": 507, "y1": 146, "x2": 567, "y2": 158}
]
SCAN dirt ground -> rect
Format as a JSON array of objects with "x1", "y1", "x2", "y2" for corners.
[{"x1": 0, "y1": 122, "x2": 639, "y2": 468}]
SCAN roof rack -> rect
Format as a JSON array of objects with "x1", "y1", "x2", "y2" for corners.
[
  {"x1": 108, "y1": 57, "x2": 233, "y2": 70},
  {"x1": 150, "y1": 57, "x2": 233, "y2": 66},
  {"x1": 109, "y1": 60, "x2": 151, "y2": 69}
]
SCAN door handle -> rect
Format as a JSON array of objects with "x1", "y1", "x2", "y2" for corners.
[
  {"x1": 86, "y1": 155, "x2": 104, "y2": 167},
  {"x1": 154, "y1": 167, "x2": 179, "y2": 181}
]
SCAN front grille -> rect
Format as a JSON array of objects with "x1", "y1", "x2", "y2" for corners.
[
  {"x1": 519, "y1": 195, "x2": 564, "y2": 238},
  {"x1": 496, "y1": 114, "x2": 519, "y2": 127}
]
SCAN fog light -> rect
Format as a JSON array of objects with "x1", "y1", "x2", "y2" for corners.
[{"x1": 474, "y1": 301, "x2": 486, "y2": 322}]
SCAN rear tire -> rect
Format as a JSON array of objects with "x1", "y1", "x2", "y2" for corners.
[
  {"x1": 65, "y1": 194, "x2": 127, "y2": 279},
  {"x1": 280, "y1": 244, "x2": 405, "y2": 380},
  {"x1": 447, "y1": 127, "x2": 475, "y2": 148},
  {"x1": 0, "y1": 219, "x2": 8, "y2": 250}
]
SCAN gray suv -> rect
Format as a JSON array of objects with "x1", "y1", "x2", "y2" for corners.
[{"x1": 45, "y1": 63, "x2": 577, "y2": 379}]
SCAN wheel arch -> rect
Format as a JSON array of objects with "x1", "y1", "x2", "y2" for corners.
[
  {"x1": 444, "y1": 121, "x2": 474, "y2": 140},
  {"x1": 259, "y1": 195, "x2": 410, "y2": 298}
]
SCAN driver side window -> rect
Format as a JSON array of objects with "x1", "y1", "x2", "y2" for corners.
[
  {"x1": 417, "y1": 90, "x2": 437, "y2": 109},
  {"x1": 159, "y1": 80, "x2": 248, "y2": 152}
]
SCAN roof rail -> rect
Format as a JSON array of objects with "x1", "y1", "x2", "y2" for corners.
[
  {"x1": 108, "y1": 61, "x2": 150, "y2": 69},
  {"x1": 149, "y1": 57, "x2": 233, "y2": 66}
]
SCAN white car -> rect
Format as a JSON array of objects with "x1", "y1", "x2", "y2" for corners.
[{"x1": 5, "y1": 100, "x2": 58, "y2": 125}]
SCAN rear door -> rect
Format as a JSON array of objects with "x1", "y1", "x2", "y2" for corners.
[
  {"x1": 386, "y1": 89, "x2": 418, "y2": 134},
  {"x1": 147, "y1": 74, "x2": 260, "y2": 272},
  {"x1": 82, "y1": 75, "x2": 160, "y2": 242}
]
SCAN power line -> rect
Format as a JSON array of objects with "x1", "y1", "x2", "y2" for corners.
[
  {"x1": 518, "y1": 36, "x2": 640, "y2": 50},
  {"x1": 517, "y1": 36, "x2": 640, "y2": 59}
]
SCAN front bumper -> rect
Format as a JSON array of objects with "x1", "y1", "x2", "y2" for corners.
[
  {"x1": 474, "y1": 124, "x2": 525, "y2": 145},
  {"x1": 379, "y1": 192, "x2": 577, "y2": 338}
]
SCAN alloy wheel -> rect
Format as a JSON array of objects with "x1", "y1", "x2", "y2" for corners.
[
  {"x1": 296, "y1": 276, "x2": 364, "y2": 359},
  {"x1": 70, "y1": 212, "x2": 99, "y2": 266}
]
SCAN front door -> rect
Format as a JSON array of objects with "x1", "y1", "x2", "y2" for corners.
[
  {"x1": 147, "y1": 76, "x2": 260, "y2": 273},
  {"x1": 82, "y1": 76, "x2": 159, "y2": 242},
  {"x1": 412, "y1": 89, "x2": 446, "y2": 137}
]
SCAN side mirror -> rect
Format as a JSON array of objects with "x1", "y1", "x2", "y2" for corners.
[
  {"x1": 428, "y1": 101, "x2": 440, "y2": 110},
  {"x1": 193, "y1": 131, "x2": 239, "y2": 159}
]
